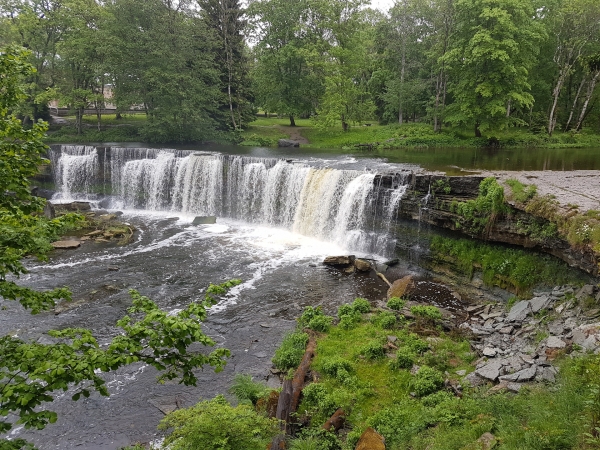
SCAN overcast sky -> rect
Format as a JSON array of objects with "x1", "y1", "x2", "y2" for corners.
[{"x1": 369, "y1": 0, "x2": 396, "y2": 13}]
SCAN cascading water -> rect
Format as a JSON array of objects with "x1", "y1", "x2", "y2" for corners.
[{"x1": 50, "y1": 145, "x2": 411, "y2": 255}]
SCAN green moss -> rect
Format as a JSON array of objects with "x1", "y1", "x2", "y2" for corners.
[
  {"x1": 430, "y1": 235, "x2": 586, "y2": 297},
  {"x1": 506, "y1": 178, "x2": 537, "y2": 204}
]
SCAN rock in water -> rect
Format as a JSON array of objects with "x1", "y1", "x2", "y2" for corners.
[
  {"x1": 43, "y1": 201, "x2": 55, "y2": 219},
  {"x1": 323, "y1": 255, "x2": 355, "y2": 267},
  {"x1": 277, "y1": 139, "x2": 300, "y2": 148},
  {"x1": 387, "y1": 275, "x2": 414, "y2": 299},
  {"x1": 354, "y1": 259, "x2": 371, "y2": 272},
  {"x1": 192, "y1": 216, "x2": 217, "y2": 225},
  {"x1": 355, "y1": 427, "x2": 385, "y2": 450},
  {"x1": 51, "y1": 240, "x2": 81, "y2": 249}
]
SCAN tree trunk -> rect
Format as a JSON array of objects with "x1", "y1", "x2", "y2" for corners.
[
  {"x1": 575, "y1": 71, "x2": 600, "y2": 131},
  {"x1": 565, "y1": 75, "x2": 586, "y2": 131},
  {"x1": 475, "y1": 122, "x2": 481, "y2": 138},
  {"x1": 289, "y1": 115, "x2": 296, "y2": 127},
  {"x1": 76, "y1": 108, "x2": 83, "y2": 135}
]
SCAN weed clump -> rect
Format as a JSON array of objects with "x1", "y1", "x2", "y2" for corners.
[
  {"x1": 300, "y1": 306, "x2": 333, "y2": 332},
  {"x1": 412, "y1": 366, "x2": 445, "y2": 397},
  {"x1": 272, "y1": 331, "x2": 309, "y2": 372},
  {"x1": 387, "y1": 296, "x2": 406, "y2": 310}
]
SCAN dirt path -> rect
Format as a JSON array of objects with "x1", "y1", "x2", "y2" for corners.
[
  {"x1": 276, "y1": 125, "x2": 310, "y2": 144},
  {"x1": 483, "y1": 170, "x2": 600, "y2": 212}
]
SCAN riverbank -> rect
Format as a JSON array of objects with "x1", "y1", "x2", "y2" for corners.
[{"x1": 43, "y1": 114, "x2": 600, "y2": 151}]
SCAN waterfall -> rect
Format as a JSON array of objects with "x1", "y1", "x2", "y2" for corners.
[
  {"x1": 49, "y1": 145, "x2": 411, "y2": 254},
  {"x1": 52, "y1": 145, "x2": 99, "y2": 200}
]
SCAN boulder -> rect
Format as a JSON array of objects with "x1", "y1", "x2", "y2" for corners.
[
  {"x1": 278, "y1": 139, "x2": 300, "y2": 148},
  {"x1": 354, "y1": 259, "x2": 371, "y2": 272},
  {"x1": 323, "y1": 255, "x2": 355, "y2": 267},
  {"x1": 192, "y1": 216, "x2": 217, "y2": 225},
  {"x1": 51, "y1": 240, "x2": 81, "y2": 249},
  {"x1": 576, "y1": 285, "x2": 596, "y2": 300},
  {"x1": 463, "y1": 432, "x2": 498, "y2": 450},
  {"x1": 54, "y1": 201, "x2": 91, "y2": 211},
  {"x1": 499, "y1": 365, "x2": 537, "y2": 382},
  {"x1": 506, "y1": 301, "x2": 532, "y2": 322},
  {"x1": 529, "y1": 295, "x2": 553, "y2": 313},
  {"x1": 31, "y1": 186, "x2": 56, "y2": 200},
  {"x1": 383, "y1": 258, "x2": 399, "y2": 266},
  {"x1": 387, "y1": 275, "x2": 414, "y2": 300},
  {"x1": 545, "y1": 336, "x2": 566, "y2": 349},
  {"x1": 465, "y1": 372, "x2": 487, "y2": 387},
  {"x1": 476, "y1": 359, "x2": 504, "y2": 381},
  {"x1": 355, "y1": 427, "x2": 385, "y2": 450}
]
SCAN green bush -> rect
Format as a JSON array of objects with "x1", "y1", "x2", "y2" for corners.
[
  {"x1": 351, "y1": 298, "x2": 371, "y2": 313},
  {"x1": 321, "y1": 357, "x2": 354, "y2": 379},
  {"x1": 338, "y1": 310, "x2": 362, "y2": 330},
  {"x1": 412, "y1": 366, "x2": 445, "y2": 397},
  {"x1": 368, "y1": 401, "x2": 432, "y2": 447},
  {"x1": 229, "y1": 374, "x2": 268, "y2": 406},
  {"x1": 411, "y1": 305, "x2": 443, "y2": 322},
  {"x1": 387, "y1": 296, "x2": 406, "y2": 310},
  {"x1": 299, "y1": 306, "x2": 333, "y2": 332},
  {"x1": 360, "y1": 340, "x2": 386, "y2": 360},
  {"x1": 404, "y1": 333, "x2": 430, "y2": 354},
  {"x1": 290, "y1": 428, "x2": 341, "y2": 450},
  {"x1": 391, "y1": 348, "x2": 415, "y2": 369},
  {"x1": 272, "y1": 331, "x2": 309, "y2": 372},
  {"x1": 371, "y1": 311, "x2": 397, "y2": 329},
  {"x1": 159, "y1": 395, "x2": 279, "y2": 450}
]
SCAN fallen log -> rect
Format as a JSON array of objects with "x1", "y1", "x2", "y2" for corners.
[
  {"x1": 322, "y1": 408, "x2": 345, "y2": 432},
  {"x1": 376, "y1": 272, "x2": 392, "y2": 287},
  {"x1": 290, "y1": 335, "x2": 317, "y2": 413}
]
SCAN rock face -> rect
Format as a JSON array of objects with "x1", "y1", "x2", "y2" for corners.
[
  {"x1": 192, "y1": 216, "x2": 217, "y2": 225},
  {"x1": 355, "y1": 427, "x2": 385, "y2": 450},
  {"x1": 52, "y1": 201, "x2": 91, "y2": 211},
  {"x1": 387, "y1": 275, "x2": 414, "y2": 299},
  {"x1": 278, "y1": 139, "x2": 300, "y2": 148},
  {"x1": 51, "y1": 240, "x2": 81, "y2": 249},
  {"x1": 377, "y1": 173, "x2": 599, "y2": 276}
]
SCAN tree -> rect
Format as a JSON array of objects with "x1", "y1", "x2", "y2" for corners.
[
  {"x1": 198, "y1": 0, "x2": 254, "y2": 131},
  {"x1": 0, "y1": 46, "x2": 240, "y2": 448},
  {"x1": 313, "y1": 0, "x2": 375, "y2": 131},
  {"x1": 443, "y1": 0, "x2": 545, "y2": 136},
  {"x1": 545, "y1": 0, "x2": 600, "y2": 135},
  {"x1": 249, "y1": 0, "x2": 325, "y2": 126}
]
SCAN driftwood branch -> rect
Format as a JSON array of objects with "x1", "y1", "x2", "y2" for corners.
[{"x1": 322, "y1": 408, "x2": 345, "y2": 432}]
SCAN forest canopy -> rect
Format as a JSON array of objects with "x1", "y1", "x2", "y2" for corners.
[{"x1": 1, "y1": 0, "x2": 599, "y2": 142}]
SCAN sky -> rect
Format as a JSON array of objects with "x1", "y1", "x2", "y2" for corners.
[{"x1": 370, "y1": 0, "x2": 396, "y2": 12}]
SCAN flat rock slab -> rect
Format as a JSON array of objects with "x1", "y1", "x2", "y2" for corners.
[
  {"x1": 506, "y1": 301, "x2": 532, "y2": 322},
  {"x1": 51, "y1": 240, "x2": 81, "y2": 249},
  {"x1": 499, "y1": 365, "x2": 537, "y2": 382},
  {"x1": 546, "y1": 336, "x2": 566, "y2": 349},
  {"x1": 387, "y1": 275, "x2": 414, "y2": 299},
  {"x1": 476, "y1": 359, "x2": 504, "y2": 381},
  {"x1": 529, "y1": 296, "x2": 552, "y2": 313}
]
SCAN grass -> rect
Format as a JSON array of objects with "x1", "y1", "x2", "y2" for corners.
[
  {"x1": 242, "y1": 117, "x2": 600, "y2": 150},
  {"x1": 286, "y1": 302, "x2": 600, "y2": 450}
]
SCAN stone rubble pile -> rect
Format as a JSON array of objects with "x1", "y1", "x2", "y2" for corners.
[{"x1": 461, "y1": 284, "x2": 600, "y2": 390}]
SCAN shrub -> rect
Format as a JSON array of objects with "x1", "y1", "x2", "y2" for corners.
[
  {"x1": 229, "y1": 374, "x2": 268, "y2": 406},
  {"x1": 411, "y1": 305, "x2": 443, "y2": 322},
  {"x1": 371, "y1": 311, "x2": 397, "y2": 329},
  {"x1": 391, "y1": 348, "x2": 415, "y2": 369},
  {"x1": 368, "y1": 401, "x2": 432, "y2": 447},
  {"x1": 412, "y1": 366, "x2": 445, "y2": 397},
  {"x1": 405, "y1": 333, "x2": 430, "y2": 354},
  {"x1": 272, "y1": 331, "x2": 309, "y2": 372},
  {"x1": 360, "y1": 340, "x2": 386, "y2": 360},
  {"x1": 299, "y1": 306, "x2": 333, "y2": 332},
  {"x1": 387, "y1": 296, "x2": 406, "y2": 310},
  {"x1": 321, "y1": 357, "x2": 354, "y2": 379},
  {"x1": 159, "y1": 395, "x2": 279, "y2": 450},
  {"x1": 351, "y1": 298, "x2": 371, "y2": 313},
  {"x1": 338, "y1": 310, "x2": 362, "y2": 330},
  {"x1": 290, "y1": 428, "x2": 342, "y2": 450}
]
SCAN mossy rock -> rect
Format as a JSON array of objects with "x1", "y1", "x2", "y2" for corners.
[{"x1": 356, "y1": 427, "x2": 385, "y2": 450}]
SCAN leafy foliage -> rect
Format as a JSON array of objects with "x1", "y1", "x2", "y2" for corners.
[
  {"x1": 299, "y1": 306, "x2": 333, "y2": 332},
  {"x1": 158, "y1": 394, "x2": 279, "y2": 450},
  {"x1": 387, "y1": 296, "x2": 406, "y2": 311},
  {"x1": 272, "y1": 331, "x2": 309, "y2": 372},
  {"x1": 229, "y1": 374, "x2": 269, "y2": 406}
]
